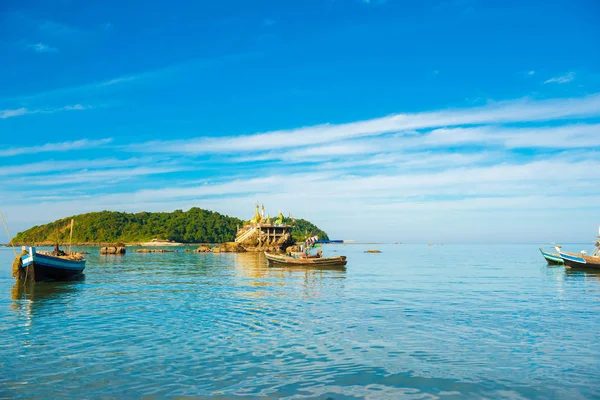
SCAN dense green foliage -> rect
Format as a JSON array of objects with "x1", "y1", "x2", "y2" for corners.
[
  {"x1": 13, "y1": 208, "x2": 329, "y2": 244},
  {"x1": 13, "y1": 208, "x2": 242, "y2": 244},
  {"x1": 285, "y1": 218, "x2": 329, "y2": 242}
]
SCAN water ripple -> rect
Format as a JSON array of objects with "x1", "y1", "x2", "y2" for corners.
[{"x1": 1, "y1": 244, "x2": 599, "y2": 398}]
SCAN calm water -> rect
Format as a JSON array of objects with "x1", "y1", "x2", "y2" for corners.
[{"x1": 1, "y1": 244, "x2": 599, "y2": 399}]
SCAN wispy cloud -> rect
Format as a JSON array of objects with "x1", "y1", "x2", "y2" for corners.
[
  {"x1": 14, "y1": 166, "x2": 186, "y2": 186},
  {"x1": 0, "y1": 157, "x2": 149, "y2": 177},
  {"x1": 96, "y1": 76, "x2": 138, "y2": 87},
  {"x1": 0, "y1": 108, "x2": 29, "y2": 119},
  {"x1": 25, "y1": 42, "x2": 58, "y2": 53},
  {"x1": 0, "y1": 138, "x2": 113, "y2": 157},
  {"x1": 0, "y1": 104, "x2": 89, "y2": 119},
  {"x1": 528, "y1": 70, "x2": 535, "y2": 76},
  {"x1": 129, "y1": 94, "x2": 600, "y2": 155},
  {"x1": 545, "y1": 72, "x2": 575, "y2": 84},
  {"x1": 6, "y1": 158, "x2": 597, "y2": 214},
  {"x1": 227, "y1": 123, "x2": 600, "y2": 166},
  {"x1": 361, "y1": 0, "x2": 388, "y2": 4},
  {"x1": 2, "y1": 91, "x2": 599, "y2": 243},
  {"x1": 61, "y1": 104, "x2": 86, "y2": 111},
  {"x1": 2, "y1": 52, "x2": 255, "y2": 103}
]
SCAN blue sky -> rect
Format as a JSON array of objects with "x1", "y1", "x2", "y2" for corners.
[{"x1": 1, "y1": 0, "x2": 599, "y2": 243}]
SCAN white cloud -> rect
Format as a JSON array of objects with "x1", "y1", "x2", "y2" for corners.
[
  {"x1": 229, "y1": 123, "x2": 600, "y2": 165},
  {"x1": 544, "y1": 72, "x2": 575, "y2": 84},
  {"x1": 420, "y1": 123, "x2": 600, "y2": 149},
  {"x1": 2, "y1": 158, "x2": 598, "y2": 242},
  {"x1": 0, "y1": 108, "x2": 29, "y2": 119},
  {"x1": 0, "y1": 104, "x2": 88, "y2": 119},
  {"x1": 96, "y1": 76, "x2": 137, "y2": 87},
  {"x1": 313, "y1": 151, "x2": 494, "y2": 171},
  {"x1": 0, "y1": 138, "x2": 113, "y2": 157},
  {"x1": 13, "y1": 159, "x2": 594, "y2": 207},
  {"x1": 12, "y1": 166, "x2": 185, "y2": 186},
  {"x1": 26, "y1": 42, "x2": 58, "y2": 53},
  {"x1": 129, "y1": 94, "x2": 600, "y2": 155},
  {"x1": 528, "y1": 70, "x2": 535, "y2": 76},
  {"x1": 0, "y1": 157, "x2": 148, "y2": 176},
  {"x1": 2, "y1": 92, "x2": 600, "y2": 243}
]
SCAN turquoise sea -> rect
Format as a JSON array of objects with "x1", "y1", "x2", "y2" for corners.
[{"x1": 1, "y1": 244, "x2": 599, "y2": 399}]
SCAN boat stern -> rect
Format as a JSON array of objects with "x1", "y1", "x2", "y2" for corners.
[{"x1": 20, "y1": 246, "x2": 35, "y2": 267}]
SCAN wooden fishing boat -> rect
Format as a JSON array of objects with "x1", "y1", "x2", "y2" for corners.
[
  {"x1": 539, "y1": 247, "x2": 564, "y2": 265},
  {"x1": 558, "y1": 251, "x2": 600, "y2": 269},
  {"x1": 558, "y1": 228, "x2": 600, "y2": 269},
  {"x1": 264, "y1": 251, "x2": 347, "y2": 267},
  {"x1": 20, "y1": 246, "x2": 86, "y2": 281}
]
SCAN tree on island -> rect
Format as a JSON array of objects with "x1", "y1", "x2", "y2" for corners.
[{"x1": 13, "y1": 208, "x2": 329, "y2": 244}]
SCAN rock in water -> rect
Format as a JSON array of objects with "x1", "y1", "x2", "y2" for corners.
[
  {"x1": 100, "y1": 244, "x2": 126, "y2": 255},
  {"x1": 195, "y1": 245, "x2": 211, "y2": 253}
]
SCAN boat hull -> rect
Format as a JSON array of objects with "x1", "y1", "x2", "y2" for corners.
[
  {"x1": 539, "y1": 248, "x2": 563, "y2": 265},
  {"x1": 264, "y1": 252, "x2": 347, "y2": 267},
  {"x1": 559, "y1": 251, "x2": 600, "y2": 269},
  {"x1": 21, "y1": 250, "x2": 86, "y2": 282}
]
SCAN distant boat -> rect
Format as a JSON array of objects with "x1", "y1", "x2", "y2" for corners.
[
  {"x1": 20, "y1": 246, "x2": 86, "y2": 281},
  {"x1": 557, "y1": 227, "x2": 600, "y2": 269},
  {"x1": 264, "y1": 251, "x2": 347, "y2": 268},
  {"x1": 539, "y1": 247, "x2": 564, "y2": 265}
]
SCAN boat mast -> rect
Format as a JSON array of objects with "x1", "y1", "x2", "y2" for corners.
[{"x1": 69, "y1": 219, "x2": 74, "y2": 255}]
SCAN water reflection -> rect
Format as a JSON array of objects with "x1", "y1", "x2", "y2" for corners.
[
  {"x1": 11, "y1": 277, "x2": 85, "y2": 309},
  {"x1": 233, "y1": 252, "x2": 346, "y2": 276},
  {"x1": 565, "y1": 267, "x2": 600, "y2": 284},
  {"x1": 232, "y1": 252, "x2": 346, "y2": 298}
]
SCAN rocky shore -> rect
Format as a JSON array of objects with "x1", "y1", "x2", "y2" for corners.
[{"x1": 7, "y1": 240, "x2": 293, "y2": 255}]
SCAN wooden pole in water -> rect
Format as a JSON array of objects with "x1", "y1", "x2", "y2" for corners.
[
  {"x1": 0, "y1": 212, "x2": 18, "y2": 258},
  {"x1": 69, "y1": 219, "x2": 74, "y2": 255}
]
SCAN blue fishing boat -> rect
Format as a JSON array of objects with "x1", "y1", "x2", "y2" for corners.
[
  {"x1": 20, "y1": 246, "x2": 86, "y2": 281},
  {"x1": 539, "y1": 247, "x2": 564, "y2": 265}
]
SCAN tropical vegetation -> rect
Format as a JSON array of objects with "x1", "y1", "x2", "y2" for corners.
[{"x1": 12, "y1": 208, "x2": 329, "y2": 244}]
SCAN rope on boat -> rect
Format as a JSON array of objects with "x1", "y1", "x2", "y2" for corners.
[
  {"x1": 0, "y1": 212, "x2": 18, "y2": 258},
  {"x1": 2, "y1": 212, "x2": 35, "y2": 283},
  {"x1": 12, "y1": 249, "x2": 30, "y2": 281}
]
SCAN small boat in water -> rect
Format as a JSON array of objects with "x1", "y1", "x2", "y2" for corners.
[
  {"x1": 19, "y1": 246, "x2": 86, "y2": 281},
  {"x1": 265, "y1": 235, "x2": 347, "y2": 268},
  {"x1": 557, "y1": 227, "x2": 600, "y2": 269},
  {"x1": 539, "y1": 247, "x2": 564, "y2": 265},
  {"x1": 264, "y1": 251, "x2": 347, "y2": 267}
]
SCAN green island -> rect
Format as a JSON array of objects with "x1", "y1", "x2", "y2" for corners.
[{"x1": 12, "y1": 207, "x2": 329, "y2": 245}]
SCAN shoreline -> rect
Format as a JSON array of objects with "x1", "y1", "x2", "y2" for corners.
[{"x1": 3, "y1": 242, "x2": 205, "y2": 247}]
